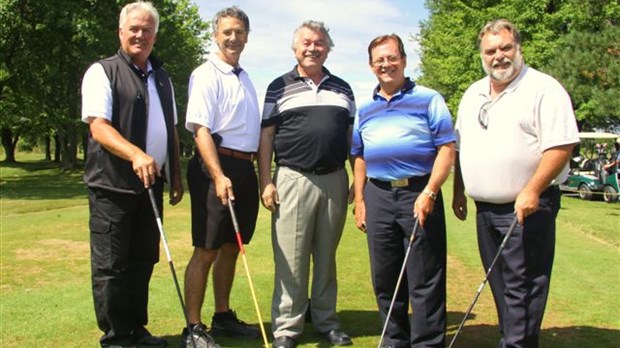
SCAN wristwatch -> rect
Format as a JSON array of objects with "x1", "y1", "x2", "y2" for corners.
[{"x1": 422, "y1": 188, "x2": 437, "y2": 201}]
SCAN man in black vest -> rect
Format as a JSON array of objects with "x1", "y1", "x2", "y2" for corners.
[{"x1": 81, "y1": 2, "x2": 183, "y2": 347}]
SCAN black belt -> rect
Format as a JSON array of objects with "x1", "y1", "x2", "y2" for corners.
[
  {"x1": 369, "y1": 175, "x2": 429, "y2": 189},
  {"x1": 285, "y1": 165, "x2": 343, "y2": 176}
]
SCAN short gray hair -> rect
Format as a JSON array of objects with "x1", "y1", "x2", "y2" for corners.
[
  {"x1": 212, "y1": 6, "x2": 250, "y2": 34},
  {"x1": 477, "y1": 19, "x2": 521, "y2": 50},
  {"x1": 119, "y1": 1, "x2": 160, "y2": 34},
  {"x1": 291, "y1": 20, "x2": 334, "y2": 51}
]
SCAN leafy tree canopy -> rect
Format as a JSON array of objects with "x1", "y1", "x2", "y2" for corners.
[
  {"x1": 417, "y1": 0, "x2": 619, "y2": 131},
  {"x1": 0, "y1": 0, "x2": 209, "y2": 164}
]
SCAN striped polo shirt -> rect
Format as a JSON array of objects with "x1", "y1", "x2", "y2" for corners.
[
  {"x1": 261, "y1": 66, "x2": 356, "y2": 170},
  {"x1": 351, "y1": 78, "x2": 456, "y2": 181}
]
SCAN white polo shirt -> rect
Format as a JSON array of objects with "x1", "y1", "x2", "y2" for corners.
[
  {"x1": 81, "y1": 61, "x2": 177, "y2": 172},
  {"x1": 185, "y1": 53, "x2": 260, "y2": 152},
  {"x1": 455, "y1": 66, "x2": 579, "y2": 204}
]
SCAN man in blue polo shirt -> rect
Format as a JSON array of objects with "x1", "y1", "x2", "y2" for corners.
[
  {"x1": 258, "y1": 20, "x2": 355, "y2": 348},
  {"x1": 351, "y1": 34, "x2": 455, "y2": 348}
]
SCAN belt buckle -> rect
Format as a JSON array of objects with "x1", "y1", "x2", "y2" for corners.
[{"x1": 390, "y1": 178, "x2": 409, "y2": 187}]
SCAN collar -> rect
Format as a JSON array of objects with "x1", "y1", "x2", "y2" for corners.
[
  {"x1": 287, "y1": 65, "x2": 332, "y2": 83},
  {"x1": 117, "y1": 49, "x2": 162, "y2": 72},
  {"x1": 477, "y1": 64, "x2": 529, "y2": 98},
  {"x1": 209, "y1": 53, "x2": 243, "y2": 76},
  {"x1": 373, "y1": 77, "x2": 416, "y2": 100},
  {"x1": 116, "y1": 50, "x2": 160, "y2": 83}
]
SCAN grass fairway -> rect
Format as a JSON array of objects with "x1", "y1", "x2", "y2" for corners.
[{"x1": 1, "y1": 155, "x2": 618, "y2": 347}]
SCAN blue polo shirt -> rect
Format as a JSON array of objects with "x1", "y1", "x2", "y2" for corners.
[{"x1": 351, "y1": 78, "x2": 455, "y2": 181}]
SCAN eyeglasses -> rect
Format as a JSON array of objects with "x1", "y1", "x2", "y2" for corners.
[
  {"x1": 372, "y1": 55, "x2": 401, "y2": 67},
  {"x1": 478, "y1": 100, "x2": 492, "y2": 129}
]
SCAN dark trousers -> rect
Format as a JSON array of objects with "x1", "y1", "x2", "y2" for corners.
[
  {"x1": 88, "y1": 181, "x2": 163, "y2": 346},
  {"x1": 365, "y1": 177, "x2": 447, "y2": 348},
  {"x1": 475, "y1": 187, "x2": 560, "y2": 348}
]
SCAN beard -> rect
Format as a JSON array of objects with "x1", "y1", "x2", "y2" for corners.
[{"x1": 482, "y1": 50, "x2": 524, "y2": 84}]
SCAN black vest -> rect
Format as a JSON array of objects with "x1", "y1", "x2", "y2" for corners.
[{"x1": 83, "y1": 50, "x2": 177, "y2": 194}]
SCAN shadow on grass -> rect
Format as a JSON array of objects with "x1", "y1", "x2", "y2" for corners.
[
  {"x1": 446, "y1": 311, "x2": 620, "y2": 348},
  {"x1": 1, "y1": 160, "x2": 86, "y2": 200},
  {"x1": 149, "y1": 308, "x2": 618, "y2": 348}
]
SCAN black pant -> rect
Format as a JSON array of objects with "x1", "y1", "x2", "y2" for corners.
[
  {"x1": 365, "y1": 177, "x2": 447, "y2": 347},
  {"x1": 88, "y1": 181, "x2": 163, "y2": 346},
  {"x1": 475, "y1": 186, "x2": 560, "y2": 348}
]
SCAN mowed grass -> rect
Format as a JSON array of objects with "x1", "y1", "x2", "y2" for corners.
[{"x1": 1, "y1": 152, "x2": 618, "y2": 347}]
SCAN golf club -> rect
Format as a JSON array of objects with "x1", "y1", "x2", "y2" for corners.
[
  {"x1": 447, "y1": 215, "x2": 519, "y2": 348},
  {"x1": 227, "y1": 200, "x2": 270, "y2": 348},
  {"x1": 147, "y1": 188, "x2": 197, "y2": 348},
  {"x1": 377, "y1": 218, "x2": 420, "y2": 348}
]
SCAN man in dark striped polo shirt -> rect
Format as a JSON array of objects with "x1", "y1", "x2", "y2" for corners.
[{"x1": 257, "y1": 20, "x2": 356, "y2": 348}]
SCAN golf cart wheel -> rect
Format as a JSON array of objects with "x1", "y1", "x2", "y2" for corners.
[
  {"x1": 603, "y1": 186, "x2": 619, "y2": 203},
  {"x1": 578, "y1": 184, "x2": 593, "y2": 200}
]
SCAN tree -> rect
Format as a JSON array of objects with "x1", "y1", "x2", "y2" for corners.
[
  {"x1": 0, "y1": 0, "x2": 209, "y2": 166},
  {"x1": 417, "y1": 0, "x2": 620, "y2": 127},
  {"x1": 545, "y1": 26, "x2": 620, "y2": 131}
]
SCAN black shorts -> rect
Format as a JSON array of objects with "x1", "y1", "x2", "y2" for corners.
[{"x1": 187, "y1": 154, "x2": 259, "y2": 249}]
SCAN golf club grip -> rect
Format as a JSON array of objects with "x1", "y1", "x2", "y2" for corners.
[
  {"x1": 147, "y1": 188, "x2": 161, "y2": 219},
  {"x1": 227, "y1": 201, "x2": 240, "y2": 231},
  {"x1": 227, "y1": 201, "x2": 247, "y2": 253}
]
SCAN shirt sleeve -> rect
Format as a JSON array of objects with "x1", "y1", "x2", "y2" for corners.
[
  {"x1": 537, "y1": 79, "x2": 579, "y2": 151},
  {"x1": 428, "y1": 92, "x2": 456, "y2": 147},
  {"x1": 350, "y1": 111, "x2": 364, "y2": 156},
  {"x1": 81, "y1": 63, "x2": 112, "y2": 123},
  {"x1": 185, "y1": 65, "x2": 218, "y2": 133}
]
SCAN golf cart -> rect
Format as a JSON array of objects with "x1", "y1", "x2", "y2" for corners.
[{"x1": 560, "y1": 132, "x2": 620, "y2": 203}]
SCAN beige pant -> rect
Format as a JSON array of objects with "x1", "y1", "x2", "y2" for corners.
[{"x1": 270, "y1": 166, "x2": 349, "y2": 338}]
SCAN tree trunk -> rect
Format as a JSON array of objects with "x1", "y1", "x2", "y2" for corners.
[
  {"x1": 1, "y1": 127, "x2": 18, "y2": 163},
  {"x1": 44, "y1": 134, "x2": 51, "y2": 161},
  {"x1": 53, "y1": 133, "x2": 61, "y2": 162},
  {"x1": 82, "y1": 133, "x2": 88, "y2": 162},
  {"x1": 61, "y1": 128, "x2": 79, "y2": 170}
]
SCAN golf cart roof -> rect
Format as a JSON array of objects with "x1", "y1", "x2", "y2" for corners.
[{"x1": 578, "y1": 132, "x2": 619, "y2": 140}]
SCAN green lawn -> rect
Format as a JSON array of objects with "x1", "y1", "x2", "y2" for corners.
[{"x1": 1, "y1": 154, "x2": 618, "y2": 347}]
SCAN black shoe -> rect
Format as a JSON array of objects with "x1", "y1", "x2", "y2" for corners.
[
  {"x1": 323, "y1": 329, "x2": 352, "y2": 346},
  {"x1": 272, "y1": 336, "x2": 296, "y2": 348},
  {"x1": 101, "y1": 345, "x2": 137, "y2": 348},
  {"x1": 210, "y1": 310, "x2": 260, "y2": 338},
  {"x1": 132, "y1": 327, "x2": 167, "y2": 347}
]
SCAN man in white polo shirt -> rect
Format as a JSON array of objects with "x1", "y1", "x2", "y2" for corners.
[
  {"x1": 452, "y1": 19, "x2": 579, "y2": 348},
  {"x1": 180, "y1": 6, "x2": 261, "y2": 348}
]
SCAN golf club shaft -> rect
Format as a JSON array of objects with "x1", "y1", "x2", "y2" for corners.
[
  {"x1": 147, "y1": 188, "x2": 197, "y2": 348},
  {"x1": 227, "y1": 201, "x2": 270, "y2": 348},
  {"x1": 447, "y1": 215, "x2": 519, "y2": 348},
  {"x1": 377, "y1": 218, "x2": 420, "y2": 348}
]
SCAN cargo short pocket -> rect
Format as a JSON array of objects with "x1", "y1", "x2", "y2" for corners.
[{"x1": 89, "y1": 216, "x2": 127, "y2": 270}]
